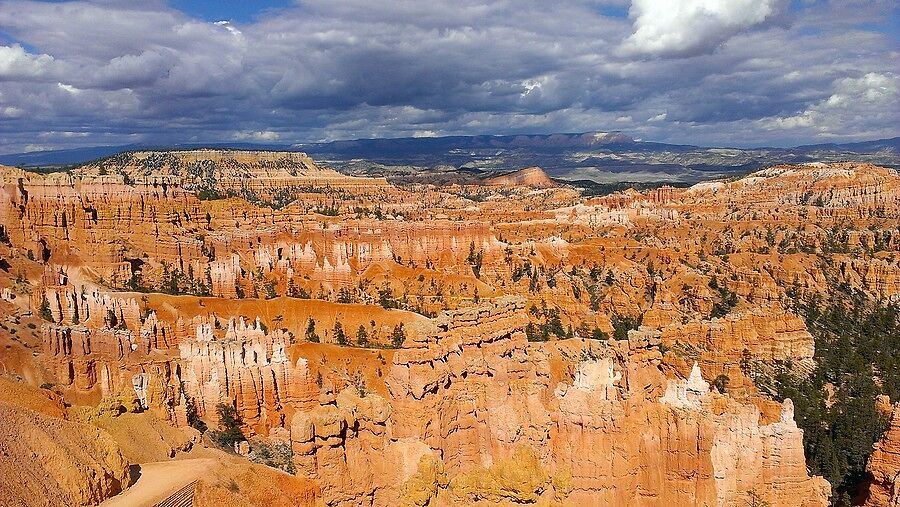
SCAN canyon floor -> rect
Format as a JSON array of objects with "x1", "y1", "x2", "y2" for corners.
[{"x1": 0, "y1": 150, "x2": 898, "y2": 506}]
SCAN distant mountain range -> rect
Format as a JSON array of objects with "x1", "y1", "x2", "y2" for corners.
[{"x1": 2, "y1": 132, "x2": 897, "y2": 184}]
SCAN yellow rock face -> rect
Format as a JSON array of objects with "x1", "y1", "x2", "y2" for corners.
[
  {"x1": 448, "y1": 448, "x2": 550, "y2": 504},
  {"x1": 400, "y1": 454, "x2": 448, "y2": 507}
]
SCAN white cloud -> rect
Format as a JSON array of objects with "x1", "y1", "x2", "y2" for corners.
[
  {"x1": 825, "y1": 72, "x2": 897, "y2": 109},
  {"x1": 91, "y1": 50, "x2": 172, "y2": 89},
  {"x1": 623, "y1": 0, "x2": 785, "y2": 57},
  {"x1": 762, "y1": 111, "x2": 815, "y2": 130},
  {"x1": 0, "y1": 0, "x2": 895, "y2": 153},
  {"x1": 1, "y1": 106, "x2": 24, "y2": 118},
  {"x1": 214, "y1": 21, "x2": 243, "y2": 37},
  {"x1": 759, "y1": 72, "x2": 899, "y2": 137},
  {"x1": 57, "y1": 82, "x2": 81, "y2": 94},
  {"x1": 0, "y1": 44, "x2": 54, "y2": 79},
  {"x1": 233, "y1": 130, "x2": 281, "y2": 141},
  {"x1": 38, "y1": 131, "x2": 90, "y2": 138}
]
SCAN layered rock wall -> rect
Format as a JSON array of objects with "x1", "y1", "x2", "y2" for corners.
[
  {"x1": 275, "y1": 298, "x2": 829, "y2": 506},
  {"x1": 178, "y1": 317, "x2": 319, "y2": 431}
]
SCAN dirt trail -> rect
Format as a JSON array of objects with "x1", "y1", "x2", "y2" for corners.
[{"x1": 101, "y1": 458, "x2": 217, "y2": 507}]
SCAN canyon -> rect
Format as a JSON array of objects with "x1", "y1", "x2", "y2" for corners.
[{"x1": 0, "y1": 150, "x2": 898, "y2": 506}]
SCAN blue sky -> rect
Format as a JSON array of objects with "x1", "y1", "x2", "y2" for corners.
[
  {"x1": 0, "y1": 0, "x2": 896, "y2": 154},
  {"x1": 171, "y1": 0, "x2": 293, "y2": 23}
]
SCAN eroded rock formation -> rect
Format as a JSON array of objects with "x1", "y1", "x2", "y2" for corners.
[
  {"x1": 0, "y1": 399, "x2": 130, "y2": 506},
  {"x1": 866, "y1": 404, "x2": 900, "y2": 506},
  {"x1": 4, "y1": 157, "x2": 897, "y2": 506},
  {"x1": 275, "y1": 298, "x2": 827, "y2": 506}
]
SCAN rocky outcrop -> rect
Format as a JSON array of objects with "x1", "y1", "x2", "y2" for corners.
[
  {"x1": 687, "y1": 163, "x2": 900, "y2": 219},
  {"x1": 658, "y1": 305, "x2": 815, "y2": 378},
  {"x1": 179, "y1": 317, "x2": 319, "y2": 431},
  {"x1": 0, "y1": 400, "x2": 131, "y2": 506},
  {"x1": 384, "y1": 297, "x2": 548, "y2": 473},
  {"x1": 550, "y1": 358, "x2": 828, "y2": 507},
  {"x1": 289, "y1": 389, "x2": 405, "y2": 505},
  {"x1": 38, "y1": 278, "x2": 142, "y2": 330},
  {"x1": 241, "y1": 220, "x2": 506, "y2": 287},
  {"x1": 0, "y1": 166, "x2": 205, "y2": 270},
  {"x1": 40, "y1": 318, "x2": 183, "y2": 422},
  {"x1": 276, "y1": 298, "x2": 829, "y2": 506},
  {"x1": 56, "y1": 293, "x2": 822, "y2": 506},
  {"x1": 484, "y1": 167, "x2": 556, "y2": 188},
  {"x1": 78, "y1": 150, "x2": 390, "y2": 193},
  {"x1": 839, "y1": 257, "x2": 900, "y2": 302},
  {"x1": 865, "y1": 404, "x2": 900, "y2": 506},
  {"x1": 7, "y1": 160, "x2": 892, "y2": 506}
]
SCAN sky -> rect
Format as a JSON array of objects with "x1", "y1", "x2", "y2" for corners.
[{"x1": 0, "y1": 0, "x2": 897, "y2": 154}]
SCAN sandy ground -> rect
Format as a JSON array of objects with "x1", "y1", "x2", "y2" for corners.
[{"x1": 100, "y1": 458, "x2": 217, "y2": 507}]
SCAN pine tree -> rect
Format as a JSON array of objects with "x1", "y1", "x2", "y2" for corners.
[
  {"x1": 390, "y1": 324, "x2": 406, "y2": 348},
  {"x1": 305, "y1": 318, "x2": 319, "y2": 343},
  {"x1": 38, "y1": 295, "x2": 54, "y2": 322},
  {"x1": 356, "y1": 325, "x2": 368, "y2": 347},
  {"x1": 333, "y1": 321, "x2": 346, "y2": 345}
]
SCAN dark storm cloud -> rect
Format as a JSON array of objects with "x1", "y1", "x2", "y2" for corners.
[{"x1": 0, "y1": 0, "x2": 896, "y2": 153}]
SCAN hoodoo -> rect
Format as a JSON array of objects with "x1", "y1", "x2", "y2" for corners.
[{"x1": 4, "y1": 153, "x2": 899, "y2": 505}]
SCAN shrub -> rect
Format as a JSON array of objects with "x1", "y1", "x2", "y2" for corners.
[
  {"x1": 249, "y1": 439, "x2": 295, "y2": 475},
  {"x1": 467, "y1": 241, "x2": 483, "y2": 279},
  {"x1": 525, "y1": 322, "x2": 547, "y2": 342},
  {"x1": 611, "y1": 315, "x2": 639, "y2": 341},
  {"x1": 378, "y1": 283, "x2": 401, "y2": 309},
  {"x1": 337, "y1": 287, "x2": 354, "y2": 304},
  {"x1": 209, "y1": 403, "x2": 245, "y2": 448},
  {"x1": 712, "y1": 374, "x2": 729, "y2": 393},
  {"x1": 590, "y1": 328, "x2": 609, "y2": 340}
]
